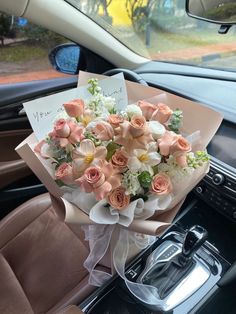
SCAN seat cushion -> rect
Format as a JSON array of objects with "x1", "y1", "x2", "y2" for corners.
[
  {"x1": 0, "y1": 198, "x2": 91, "y2": 314},
  {"x1": 0, "y1": 254, "x2": 33, "y2": 314}
]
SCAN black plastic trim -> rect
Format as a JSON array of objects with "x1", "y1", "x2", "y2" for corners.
[{"x1": 0, "y1": 76, "x2": 78, "y2": 107}]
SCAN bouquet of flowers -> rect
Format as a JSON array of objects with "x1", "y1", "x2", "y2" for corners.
[
  {"x1": 35, "y1": 78, "x2": 209, "y2": 219},
  {"x1": 16, "y1": 72, "x2": 222, "y2": 305}
]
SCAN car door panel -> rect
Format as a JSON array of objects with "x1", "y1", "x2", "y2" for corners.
[
  {"x1": 0, "y1": 77, "x2": 78, "y2": 217},
  {"x1": 0, "y1": 129, "x2": 32, "y2": 189}
]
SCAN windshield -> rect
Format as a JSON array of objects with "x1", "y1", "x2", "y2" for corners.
[{"x1": 66, "y1": 0, "x2": 236, "y2": 71}]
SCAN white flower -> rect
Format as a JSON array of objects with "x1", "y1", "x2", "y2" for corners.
[
  {"x1": 128, "y1": 148, "x2": 161, "y2": 175},
  {"x1": 86, "y1": 95, "x2": 110, "y2": 118},
  {"x1": 103, "y1": 96, "x2": 116, "y2": 112},
  {"x1": 158, "y1": 157, "x2": 194, "y2": 184},
  {"x1": 122, "y1": 171, "x2": 141, "y2": 195},
  {"x1": 126, "y1": 104, "x2": 142, "y2": 118},
  {"x1": 148, "y1": 121, "x2": 165, "y2": 139}
]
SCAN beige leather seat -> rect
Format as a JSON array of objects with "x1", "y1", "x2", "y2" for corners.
[{"x1": 0, "y1": 193, "x2": 104, "y2": 314}]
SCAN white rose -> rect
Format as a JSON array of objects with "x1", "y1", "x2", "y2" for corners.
[
  {"x1": 148, "y1": 121, "x2": 165, "y2": 139},
  {"x1": 126, "y1": 104, "x2": 142, "y2": 118}
]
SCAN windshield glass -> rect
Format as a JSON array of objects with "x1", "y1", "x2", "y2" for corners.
[{"x1": 66, "y1": 0, "x2": 236, "y2": 71}]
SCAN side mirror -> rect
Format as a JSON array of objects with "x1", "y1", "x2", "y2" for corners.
[
  {"x1": 186, "y1": 0, "x2": 236, "y2": 25},
  {"x1": 48, "y1": 43, "x2": 86, "y2": 75}
]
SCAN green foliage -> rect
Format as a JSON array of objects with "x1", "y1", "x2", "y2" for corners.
[
  {"x1": 125, "y1": 0, "x2": 155, "y2": 33},
  {"x1": 106, "y1": 142, "x2": 120, "y2": 160},
  {"x1": 18, "y1": 23, "x2": 67, "y2": 48},
  {"x1": 88, "y1": 78, "x2": 100, "y2": 95},
  {"x1": 187, "y1": 151, "x2": 210, "y2": 169},
  {"x1": 138, "y1": 171, "x2": 152, "y2": 188},
  {"x1": 0, "y1": 12, "x2": 12, "y2": 45},
  {"x1": 205, "y1": 3, "x2": 236, "y2": 21},
  {"x1": 0, "y1": 44, "x2": 47, "y2": 62},
  {"x1": 168, "y1": 109, "x2": 183, "y2": 133}
]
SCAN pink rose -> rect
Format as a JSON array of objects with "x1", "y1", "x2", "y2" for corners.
[
  {"x1": 84, "y1": 167, "x2": 105, "y2": 187},
  {"x1": 63, "y1": 99, "x2": 85, "y2": 117},
  {"x1": 138, "y1": 100, "x2": 157, "y2": 120},
  {"x1": 67, "y1": 120, "x2": 84, "y2": 144},
  {"x1": 93, "y1": 121, "x2": 114, "y2": 141},
  {"x1": 107, "y1": 187, "x2": 130, "y2": 210},
  {"x1": 50, "y1": 119, "x2": 84, "y2": 147},
  {"x1": 54, "y1": 119, "x2": 70, "y2": 137},
  {"x1": 151, "y1": 173, "x2": 172, "y2": 195},
  {"x1": 170, "y1": 136, "x2": 191, "y2": 154},
  {"x1": 108, "y1": 114, "x2": 124, "y2": 127},
  {"x1": 130, "y1": 115, "x2": 146, "y2": 137},
  {"x1": 77, "y1": 166, "x2": 110, "y2": 200},
  {"x1": 158, "y1": 131, "x2": 179, "y2": 156},
  {"x1": 151, "y1": 103, "x2": 173, "y2": 124},
  {"x1": 111, "y1": 149, "x2": 128, "y2": 172},
  {"x1": 173, "y1": 151, "x2": 188, "y2": 168},
  {"x1": 55, "y1": 163, "x2": 74, "y2": 185}
]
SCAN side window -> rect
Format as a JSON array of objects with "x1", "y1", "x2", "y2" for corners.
[{"x1": 0, "y1": 12, "x2": 71, "y2": 84}]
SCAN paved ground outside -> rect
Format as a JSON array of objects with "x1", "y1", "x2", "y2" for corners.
[
  {"x1": 1, "y1": 41, "x2": 236, "y2": 84},
  {"x1": 0, "y1": 69, "x2": 70, "y2": 84}
]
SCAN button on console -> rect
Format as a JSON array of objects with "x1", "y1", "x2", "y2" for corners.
[{"x1": 212, "y1": 173, "x2": 225, "y2": 185}]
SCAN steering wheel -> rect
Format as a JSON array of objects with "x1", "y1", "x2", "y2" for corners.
[{"x1": 103, "y1": 68, "x2": 148, "y2": 86}]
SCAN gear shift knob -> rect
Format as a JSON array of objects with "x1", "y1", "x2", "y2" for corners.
[{"x1": 182, "y1": 225, "x2": 208, "y2": 261}]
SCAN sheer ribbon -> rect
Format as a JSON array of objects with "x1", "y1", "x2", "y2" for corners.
[{"x1": 82, "y1": 223, "x2": 166, "y2": 309}]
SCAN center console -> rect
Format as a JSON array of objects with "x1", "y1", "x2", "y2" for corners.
[{"x1": 79, "y1": 195, "x2": 236, "y2": 314}]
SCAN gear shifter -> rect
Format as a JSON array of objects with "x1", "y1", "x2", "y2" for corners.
[
  {"x1": 179, "y1": 225, "x2": 208, "y2": 266},
  {"x1": 142, "y1": 225, "x2": 208, "y2": 299}
]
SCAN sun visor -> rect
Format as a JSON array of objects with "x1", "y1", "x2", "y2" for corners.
[{"x1": 0, "y1": 0, "x2": 29, "y2": 16}]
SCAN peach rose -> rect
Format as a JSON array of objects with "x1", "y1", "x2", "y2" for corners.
[
  {"x1": 84, "y1": 166, "x2": 105, "y2": 188},
  {"x1": 54, "y1": 119, "x2": 70, "y2": 137},
  {"x1": 151, "y1": 173, "x2": 172, "y2": 195},
  {"x1": 138, "y1": 100, "x2": 157, "y2": 120},
  {"x1": 111, "y1": 149, "x2": 128, "y2": 172},
  {"x1": 50, "y1": 119, "x2": 84, "y2": 147},
  {"x1": 130, "y1": 115, "x2": 146, "y2": 138},
  {"x1": 152, "y1": 103, "x2": 173, "y2": 124},
  {"x1": 107, "y1": 187, "x2": 130, "y2": 210},
  {"x1": 63, "y1": 99, "x2": 85, "y2": 118},
  {"x1": 55, "y1": 163, "x2": 74, "y2": 185},
  {"x1": 170, "y1": 136, "x2": 191, "y2": 154},
  {"x1": 108, "y1": 114, "x2": 124, "y2": 127},
  {"x1": 93, "y1": 121, "x2": 114, "y2": 141},
  {"x1": 158, "y1": 131, "x2": 179, "y2": 156},
  {"x1": 173, "y1": 151, "x2": 188, "y2": 168}
]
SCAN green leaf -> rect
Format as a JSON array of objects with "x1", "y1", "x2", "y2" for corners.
[
  {"x1": 106, "y1": 142, "x2": 120, "y2": 160},
  {"x1": 168, "y1": 109, "x2": 183, "y2": 133},
  {"x1": 55, "y1": 179, "x2": 65, "y2": 187},
  {"x1": 138, "y1": 171, "x2": 152, "y2": 188}
]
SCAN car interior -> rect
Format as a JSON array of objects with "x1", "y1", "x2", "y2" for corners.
[{"x1": 0, "y1": 0, "x2": 236, "y2": 313}]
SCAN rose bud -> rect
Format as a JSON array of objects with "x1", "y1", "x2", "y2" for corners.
[
  {"x1": 64, "y1": 99, "x2": 85, "y2": 117},
  {"x1": 54, "y1": 119, "x2": 70, "y2": 138},
  {"x1": 55, "y1": 163, "x2": 74, "y2": 185},
  {"x1": 130, "y1": 115, "x2": 146, "y2": 138},
  {"x1": 152, "y1": 103, "x2": 173, "y2": 124}
]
